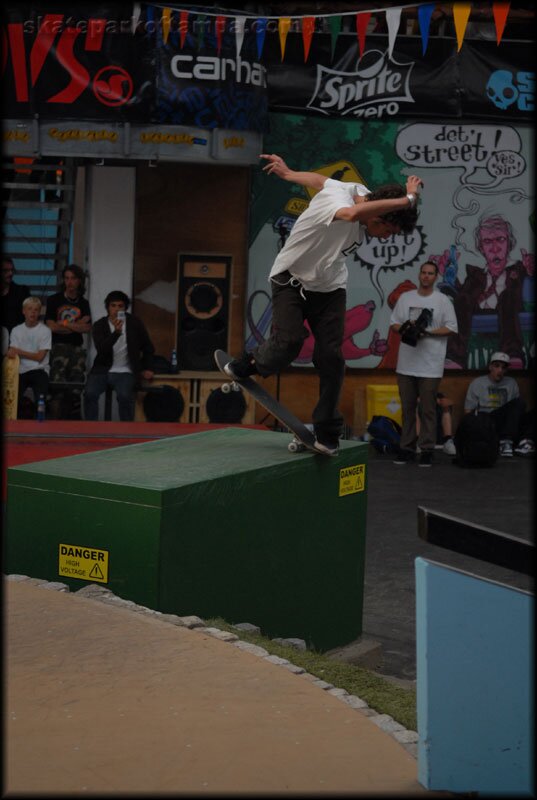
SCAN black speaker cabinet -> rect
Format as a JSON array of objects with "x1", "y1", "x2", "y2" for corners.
[{"x1": 176, "y1": 254, "x2": 232, "y2": 370}]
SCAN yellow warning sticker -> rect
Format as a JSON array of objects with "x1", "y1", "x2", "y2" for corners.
[
  {"x1": 284, "y1": 197, "x2": 309, "y2": 216},
  {"x1": 339, "y1": 464, "x2": 366, "y2": 497},
  {"x1": 58, "y1": 543, "x2": 109, "y2": 583}
]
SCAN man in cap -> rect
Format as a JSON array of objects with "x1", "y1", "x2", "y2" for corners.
[{"x1": 463, "y1": 351, "x2": 534, "y2": 456}]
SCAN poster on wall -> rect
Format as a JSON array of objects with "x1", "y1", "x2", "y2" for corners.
[{"x1": 246, "y1": 114, "x2": 534, "y2": 372}]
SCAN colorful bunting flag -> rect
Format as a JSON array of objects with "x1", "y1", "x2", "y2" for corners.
[
  {"x1": 234, "y1": 16, "x2": 246, "y2": 55},
  {"x1": 180, "y1": 10, "x2": 188, "y2": 48},
  {"x1": 215, "y1": 14, "x2": 225, "y2": 54},
  {"x1": 417, "y1": 3, "x2": 435, "y2": 55},
  {"x1": 255, "y1": 18, "x2": 267, "y2": 60},
  {"x1": 132, "y1": 2, "x2": 141, "y2": 34},
  {"x1": 493, "y1": 1, "x2": 511, "y2": 44},
  {"x1": 329, "y1": 15, "x2": 342, "y2": 61},
  {"x1": 302, "y1": 16, "x2": 315, "y2": 62},
  {"x1": 161, "y1": 7, "x2": 171, "y2": 45},
  {"x1": 356, "y1": 11, "x2": 371, "y2": 58},
  {"x1": 196, "y1": 13, "x2": 205, "y2": 50},
  {"x1": 278, "y1": 17, "x2": 291, "y2": 61},
  {"x1": 385, "y1": 7, "x2": 402, "y2": 58},
  {"x1": 453, "y1": 2, "x2": 472, "y2": 52}
]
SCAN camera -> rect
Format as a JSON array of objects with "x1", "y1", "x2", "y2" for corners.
[{"x1": 399, "y1": 308, "x2": 433, "y2": 347}]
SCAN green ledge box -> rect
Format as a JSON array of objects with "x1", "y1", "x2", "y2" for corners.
[{"x1": 5, "y1": 427, "x2": 368, "y2": 650}]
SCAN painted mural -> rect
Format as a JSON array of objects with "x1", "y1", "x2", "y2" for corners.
[{"x1": 247, "y1": 114, "x2": 534, "y2": 371}]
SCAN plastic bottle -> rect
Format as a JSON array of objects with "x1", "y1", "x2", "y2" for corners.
[
  {"x1": 37, "y1": 394, "x2": 46, "y2": 422},
  {"x1": 171, "y1": 349, "x2": 178, "y2": 372}
]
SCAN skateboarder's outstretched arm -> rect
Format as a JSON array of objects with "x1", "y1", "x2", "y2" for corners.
[{"x1": 259, "y1": 154, "x2": 327, "y2": 192}]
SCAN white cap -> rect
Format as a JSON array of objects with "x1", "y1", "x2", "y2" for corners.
[{"x1": 489, "y1": 352, "x2": 510, "y2": 365}]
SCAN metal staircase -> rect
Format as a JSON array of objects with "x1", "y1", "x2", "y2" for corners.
[{"x1": 2, "y1": 157, "x2": 77, "y2": 304}]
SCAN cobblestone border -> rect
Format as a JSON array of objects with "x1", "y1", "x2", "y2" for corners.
[{"x1": 5, "y1": 574, "x2": 419, "y2": 758}]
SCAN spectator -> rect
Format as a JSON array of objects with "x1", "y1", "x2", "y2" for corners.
[
  {"x1": 7, "y1": 296, "x2": 51, "y2": 418},
  {"x1": 390, "y1": 260, "x2": 458, "y2": 466},
  {"x1": 84, "y1": 290, "x2": 155, "y2": 421},
  {"x1": 463, "y1": 351, "x2": 534, "y2": 457},
  {"x1": 45, "y1": 264, "x2": 92, "y2": 419},
  {"x1": 1, "y1": 257, "x2": 31, "y2": 333},
  {"x1": 416, "y1": 392, "x2": 457, "y2": 455}
]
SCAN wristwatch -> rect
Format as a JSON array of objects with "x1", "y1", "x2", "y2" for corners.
[{"x1": 406, "y1": 193, "x2": 417, "y2": 208}]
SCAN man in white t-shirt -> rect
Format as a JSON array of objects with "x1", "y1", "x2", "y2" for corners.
[
  {"x1": 222, "y1": 153, "x2": 423, "y2": 455},
  {"x1": 7, "y1": 295, "x2": 52, "y2": 417},
  {"x1": 390, "y1": 261, "x2": 458, "y2": 466}
]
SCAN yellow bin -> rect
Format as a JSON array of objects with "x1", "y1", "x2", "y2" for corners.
[{"x1": 366, "y1": 384, "x2": 402, "y2": 426}]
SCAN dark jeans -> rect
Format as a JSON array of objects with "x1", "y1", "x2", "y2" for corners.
[
  {"x1": 252, "y1": 273, "x2": 346, "y2": 441},
  {"x1": 397, "y1": 374, "x2": 441, "y2": 452},
  {"x1": 84, "y1": 372, "x2": 136, "y2": 421},
  {"x1": 18, "y1": 369, "x2": 49, "y2": 416},
  {"x1": 486, "y1": 397, "x2": 526, "y2": 442}
]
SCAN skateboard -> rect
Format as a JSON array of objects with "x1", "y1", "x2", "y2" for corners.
[
  {"x1": 214, "y1": 349, "x2": 324, "y2": 455},
  {"x1": 2, "y1": 354, "x2": 20, "y2": 420}
]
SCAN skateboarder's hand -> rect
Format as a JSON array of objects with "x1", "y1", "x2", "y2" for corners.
[
  {"x1": 405, "y1": 175, "x2": 424, "y2": 195},
  {"x1": 260, "y1": 154, "x2": 291, "y2": 180}
]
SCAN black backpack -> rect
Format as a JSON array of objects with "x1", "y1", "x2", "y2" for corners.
[
  {"x1": 367, "y1": 415, "x2": 402, "y2": 454},
  {"x1": 453, "y1": 411, "x2": 499, "y2": 467}
]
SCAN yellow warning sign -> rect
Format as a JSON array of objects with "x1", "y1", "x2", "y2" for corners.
[
  {"x1": 339, "y1": 464, "x2": 366, "y2": 497},
  {"x1": 284, "y1": 197, "x2": 309, "y2": 216},
  {"x1": 305, "y1": 160, "x2": 366, "y2": 199},
  {"x1": 58, "y1": 543, "x2": 109, "y2": 583}
]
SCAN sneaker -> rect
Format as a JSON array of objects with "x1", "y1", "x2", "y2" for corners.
[
  {"x1": 514, "y1": 438, "x2": 535, "y2": 456},
  {"x1": 393, "y1": 449, "x2": 415, "y2": 465},
  {"x1": 442, "y1": 437, "x2": 456, "y2": 456},
  {"x1": 419, "y1": 451, "x2": 433, "y2": 467},
  {"x1": 314, "y1": 438, "x2": 339, "y2": 456},
  {"x1": 499, "y1": 439, "x2": 514, "y2": 457},
  {"x1": 223, "y1": 351, "x2": 258, "y2": 380}
]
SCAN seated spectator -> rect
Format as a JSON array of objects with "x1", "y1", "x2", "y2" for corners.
[
  {"x1": 83, "y1": 291, "x2": 155, "y2": 421},
  {"x1": 416, "y1": 392, "x2": 456, "y2": 455},
  {"x1": 464, "y1": 351, "x2": 534, "y2": 457},
  {"x1": 7, "y1": 296, "x2": 52, "y2": 418},
  {"x1": 45, "y1": 264, "x2": 92, "y2": 419},
  {"x1": 1, "y1": 257, "x2": 31, "y2": 333}
]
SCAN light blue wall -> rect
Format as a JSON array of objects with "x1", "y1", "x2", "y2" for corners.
[{"x1": 416, "y1": 557, "x2": 533, "y2": 795}]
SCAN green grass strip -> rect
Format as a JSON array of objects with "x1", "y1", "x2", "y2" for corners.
[{"x1": 205, "y1": 616, "x2": 417, "y2": 732}]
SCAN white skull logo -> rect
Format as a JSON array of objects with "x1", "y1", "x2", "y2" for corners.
[{"x1": 486, "y1": 70, "x2": 519, "y2": 110}]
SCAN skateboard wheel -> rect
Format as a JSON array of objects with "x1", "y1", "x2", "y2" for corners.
[
  {"x1": 288, "y1": 442, "x2": 298, "y2": 452},
  {"x1": 231, "y1": 382, "x2": 240, "y2": 392},
  {"x1": 221, "y1": 383, "x2": 231, "y2": 394}
]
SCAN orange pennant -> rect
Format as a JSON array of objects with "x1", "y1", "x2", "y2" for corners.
[
  {"x1": 179, "y1": 10, "x2": 188, "y2": 47},
  {"x1": 452, "y1": 2, "x2": 471, "y2": 52},
  {"x1": 215, "y1": 15, "x2": 225, "y2": 54},
  {"x1": 492, "y1": 1, "x2": 511, "y2": 44},
  {"x1": 302, "y1": 16, "x2": 315, "y2": 62},
  {"x1": 279, "y1": 17, "x2": 291, "y2": 61}
]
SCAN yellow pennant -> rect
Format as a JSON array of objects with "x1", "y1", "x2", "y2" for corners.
[
  {"x1": 452, "y1": 2, "x2": 471, "y2": 52},
  {"x1": 278, "y1": 17, "x2": 291, "y2": 61},
  {"x1": 162, "y1": 7, "x2": 172, "y2": 44}
]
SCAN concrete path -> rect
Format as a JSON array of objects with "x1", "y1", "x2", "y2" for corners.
[{"x1": 5, "y1": 578, "x2": 427, "y2": 796}]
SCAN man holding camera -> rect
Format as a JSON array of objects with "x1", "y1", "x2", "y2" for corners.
[{"x1": 390, "y1": 261, "x2": 458, "y2": 466}]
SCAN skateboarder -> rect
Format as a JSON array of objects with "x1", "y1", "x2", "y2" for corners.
[{"x1": 223, "y1": 154, "x2": 423, "y2": 455}]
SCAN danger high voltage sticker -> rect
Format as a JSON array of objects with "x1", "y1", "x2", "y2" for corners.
[{"x1": 58, "y1": 543, "x2": 109, "y2": 583}]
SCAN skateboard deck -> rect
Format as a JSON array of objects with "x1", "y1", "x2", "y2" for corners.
[
  {"x1": 2, "y1": 354, "x2": 20, "y2": 420},
  {"x1": 214, "y1": 350, "x2": 323, "y2": 455}
]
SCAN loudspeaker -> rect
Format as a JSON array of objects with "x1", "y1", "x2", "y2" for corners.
[{"x1": 177, "y1": 254, "x2": 231, "y2": 370}]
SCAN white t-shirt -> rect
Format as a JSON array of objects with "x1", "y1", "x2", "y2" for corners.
[
  {"x1": 108, "y1": 317, "x2": 132, "y2": 373},
  {"x1": 390, "y1": 289, "x2": 458, "y2": 378},
  {"x1": 9, "y1": 321, "x2": 52, "y2": 374},
  {"x1": 269, "y1": 178, "x2": 370, "y2": 292}
]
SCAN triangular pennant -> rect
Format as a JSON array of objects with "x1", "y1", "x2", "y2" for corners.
[
  {"x1": 196, "y1": 13, "x2": 206, "y2": 50},
  {"x1": 278, "y1": 17, "x2": 291, "y2": 61},
  {"x1": 161, "y1": 7, "x2": 171, "y2": 45},
  {"x1": 180, "y1": 10, "x2": 188, "y2": 48},
  {"x1": 302, "y1": 16, "x2": 315, "y2": 62},
  {"x1": 492, "y1": 1, "x2": 511, "y2": 44},
  {"x1": 329, "y1": 15, "x2": 341, "y2": 61},
  {"x1": 256, "y1": 18, "x2": 267, "y2": 60},
  {"x1": 417, "y1": 3, "x2": 435, "y2": 55},
  {"x1": 356, "y1": 12, "x2": 371, "y2": 58},
  {"x1": 385, "y1": 7, "x2": 402, "y2": 58},
  {"x1": 215, "y1": 14, "x2": 225, "y2": 54},
  {"x1": 132, "y1": 2, "x2": 141, "y2": 34},
  {"x1": 235, "y1": 16, "x2": 246, "y2": 55},
  {"x1": 452, "y1": 2, "x2": 471, "y2": 52}
]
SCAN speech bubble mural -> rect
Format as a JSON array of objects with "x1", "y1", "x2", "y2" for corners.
[
  {"x1": 352, "y1": 226, "x2": 426, "y2": 302},
  {"x1": 396, "y1": 123, "x2": 522, "y2": 185}
]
